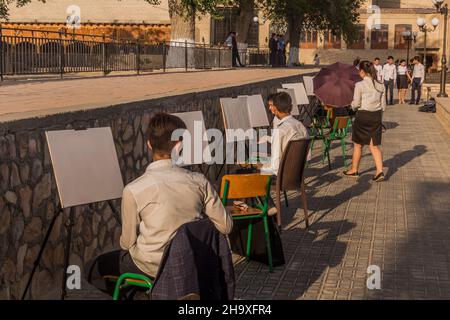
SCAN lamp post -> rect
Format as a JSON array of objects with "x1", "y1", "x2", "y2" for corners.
[
  {"x1": 402, "y1": 30, "x2": 418, "y2": 64},
  {"x1": 432, "y1": 0, "x2": 449, "y2": 97},
  {"x1": 417, "y1": 17, "x2": 439, "y2": 81}
]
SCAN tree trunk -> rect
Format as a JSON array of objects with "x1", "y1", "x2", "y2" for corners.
[
  {"x1": 287, "y1": 18, "x2": 301, "y2": 66},
  {"x1": 167, "y1": 0, "x2": 196, "y2": 69},
  {"x1": 235, "y1": 0, "x2": 254, "y2": 47}
]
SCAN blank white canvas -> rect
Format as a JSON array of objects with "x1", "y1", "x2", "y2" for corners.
[
  {"x1": 282, "y1": 83, "x2": 310, "y2": 105},
  {"x1": 303, "y1": 76, "x2": 315, "y2": 96},
  {"x1": 45, "y1": 128, "x2": 124, "y2": 209},
  {"x1": 238, "y1": 95, "x2": 270, "y2": 128},
  {"x1": 171, "y1": 111, "x2": 212, "y2": 165},
  {"x1": 277, "y1": 88, "x2": 300, "y2": 116}
]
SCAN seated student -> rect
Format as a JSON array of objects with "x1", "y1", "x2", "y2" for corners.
[
  {"x1": 259, "y1": 92, "x2": 309, "y2": 176},
  {"x1": 86, "y1": 113, "x2": 233, "y2": 297}
]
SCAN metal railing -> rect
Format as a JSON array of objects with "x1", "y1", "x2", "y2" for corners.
[{"x1": 0, "y1": 26, "x2": 235, "y2": 80}]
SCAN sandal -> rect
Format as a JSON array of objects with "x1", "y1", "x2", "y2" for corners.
[
  {"x1": 343, "y1": 170, "x2": 359, "y2": 178},
  {"x1": 372, "y1": 172, "x2": 385, "y2": 182}
]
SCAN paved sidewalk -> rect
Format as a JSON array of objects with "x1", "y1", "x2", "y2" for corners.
[
  {"x1": 234, "y1": 103, "x2": 450, "y2": 300},
  {"x1": 0, "y1": 68, "x2": 317, "y2": 122},
  {"x1": 66, "y1": 103, "x2": 450, "y2": 300}
]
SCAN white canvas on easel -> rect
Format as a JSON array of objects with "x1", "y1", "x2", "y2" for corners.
[
  {"x1": 277, "y1": 88, "x2": 300, "y2": 116},
  {"x1": 171, "y1": 111, "x2": 212, "y2": 166},
  {"x1": 237, "y1": 94, "x2": 270, "y2": 128},
  {"x1": 303, "y1": 76, "x2": 315, "y2": 96},
  {"x1": 45, "y1": 127, "x2": 124, "y2": 209},
  {"x1": 220, "y1": 97, "x2": 269, "y2": 142},
  {"x1": 282, "y1": 83, "x2": 310, "y2": 105}
]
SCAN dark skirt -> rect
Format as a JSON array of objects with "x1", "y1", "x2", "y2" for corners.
[
  {"x1": 397, "y1": 74, "x2": 408, "y2": 89},
  {"x1": 352, "y1": 110, "x2": 383, "y2": 146}
]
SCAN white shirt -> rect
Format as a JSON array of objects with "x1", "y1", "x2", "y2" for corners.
[
  {"x1": 261, "y1": 115, "x2": 309, "y2": 176},
  {"x1": 397, "y1": 65, "x2": 408, "y2": 76},
  {"x1": 412, "y1": 63, "x2": 425, "y2": 84},
  {"x1": 382, "y1": 63, "x2": 397, "y2": 82},
  {"x1": 120, "y1": 159, "x2": 232, "y2": 277},
  {"x1": 351, "y1": 76, "x2": 386, "y2": 112},
  {"x1": 374, "y1": 64, "x2": 383, "y2": 82}
]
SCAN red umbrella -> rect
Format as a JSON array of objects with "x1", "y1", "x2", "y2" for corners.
[{"x1": 313, "y1": 62, "x2": 363, "y2": 108}]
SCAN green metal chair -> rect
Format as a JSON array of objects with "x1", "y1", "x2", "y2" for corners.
[
  {"x1": 220, "y1": 173, "x2": 273, "y2": 272},
  {"x1": 322, "y1": 116, "x2": 352, "y2": 168},
  {"x1": 104, "y1": 273, "x2": 153, "y2": 300}
]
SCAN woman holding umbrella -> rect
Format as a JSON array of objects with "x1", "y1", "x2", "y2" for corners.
[{"x1": 343, "y1": 60, "x2": 386, "y2": 182}]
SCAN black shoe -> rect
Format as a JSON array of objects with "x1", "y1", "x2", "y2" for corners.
[
  {"x1": 343, "y1": 170, "x2": 359, "y2": 178},
  {"x1": 415, "y1": 101, "x2": 420, "y2": 105},
  {"x1": 409, "y1": 101, "x2": 415, "y2": 105},
  {"x1": 372, "y1": 172, "x2": 385, "y2": 182}
]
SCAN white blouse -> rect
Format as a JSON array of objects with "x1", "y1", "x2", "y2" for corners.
[
  {"x1": 397, "y1": 65, "x2": 408, "y2": 76},
  {"x1": 351, "y1": 77, "x2": 386, "y2": 112}
]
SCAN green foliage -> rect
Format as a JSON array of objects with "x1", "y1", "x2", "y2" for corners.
[{"x1": 258, "y1": 0, "x2": 365, "y2": 44}]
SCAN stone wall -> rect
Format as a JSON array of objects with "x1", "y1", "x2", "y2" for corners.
[{"x1": 0, "y1": 72, "x2": 310, "y2": 299}]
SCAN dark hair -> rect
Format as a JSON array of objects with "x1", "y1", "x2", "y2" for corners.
[
  {"x1": 374, "y1": 57, "x2": 380, "y2": 61},
  {"x1": 400, "y1": 59, "x2": 406, "y2": 63},
  {"x1": 413, "y1": 55, "x2": 420, "y2": 62},
  {"x1": 387, "y1": 56, "x2": 394, "y2": 60},
  {"x1": 353, "y1": 57, "x2": 361, "y2": 67},
  {"x1": 147, "y1": 113, "x2": 187, "y2": 155},
  {"x1": 270, "y1": 92, "x2": 293, "y2": 113},
  {"x1": 359, "y1": 60, "x2": 383, "y2": 92}
]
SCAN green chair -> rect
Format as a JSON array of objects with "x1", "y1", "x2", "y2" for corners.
[
  {"x1": 104, "y1": 273, "x2": 153, "y2": 300},
  {"x1": 220, "y1": 173, "x2": 273, "y2": 272},
  {"x1": 322, "y1": 116, "x2": 352, "y2": 168}
]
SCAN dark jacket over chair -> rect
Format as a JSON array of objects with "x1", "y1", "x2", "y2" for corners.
[{"x1": 151, "y1": 219, "x2": 235, "y2": 300}]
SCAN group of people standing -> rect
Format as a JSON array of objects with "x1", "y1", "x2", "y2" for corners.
[
  {"x1": 370, "y1": 56, "x2": 425, "y2": 105},
  {"x1": 269, "y1": 33, "x2": 287, "y2": 67}
]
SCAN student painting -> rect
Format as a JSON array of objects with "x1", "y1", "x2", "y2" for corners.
[
  {"x1": 260, "y1": 92, "x2": 309, "y2": 176},
  {"x1": 86, "y1": 113, "x2": 233, "y2": 297}
]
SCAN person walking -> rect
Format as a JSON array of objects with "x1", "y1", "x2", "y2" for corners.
[
  {"x1": 314, "y1": 54, "x2": 320, "y2": 66},
  {"x1": 382, "y1": 56, "x2": 396, "y2": 105},
  {"x1": 397, "y1": 60, "x2": 409, "y2": 104},
  {"x1": 344, "y1": 60, "x2": 386, "y2": 182},
  {"x1": 408, "y1": 56, "x2": 425, "y2": 105},
  {"x1": 230, "y1": 31, "x2": 244, "y2": 67}
]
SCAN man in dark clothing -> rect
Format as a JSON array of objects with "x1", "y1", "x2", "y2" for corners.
[
  {"x1": 269, "y1": 33, "x2": 278, "y2": 67},
  {"x1": 231, "y1": 31, "x2": 244, "y2": 67}
]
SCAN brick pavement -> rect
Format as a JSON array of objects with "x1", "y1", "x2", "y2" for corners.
[
  {"x1": 66, "y1": 103, "x2": 450, "y2": 300},
  {"x1": 234, "y1": 103, "x2": 450, "y2": 300}
]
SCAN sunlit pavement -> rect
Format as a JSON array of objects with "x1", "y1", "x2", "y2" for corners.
[{"x1": 67, "y1": 102, "x2": 450, "y2": 300}]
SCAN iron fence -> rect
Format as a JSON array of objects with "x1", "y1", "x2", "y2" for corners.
[{"x1": 0, "y1": 26, "x2": 238, "y2": 80}]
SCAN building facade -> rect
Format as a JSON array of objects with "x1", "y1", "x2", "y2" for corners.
[
  {"x1": 2, "y1": 0, "x2": 449, "y2": 69},
  {"x1": 1, "y1": 0, "x2": 171, "y2": 42}
]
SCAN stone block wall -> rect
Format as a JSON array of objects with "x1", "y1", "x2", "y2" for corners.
[{"x1": 0, "y1": 72, "x2": 309, "y2": 299}]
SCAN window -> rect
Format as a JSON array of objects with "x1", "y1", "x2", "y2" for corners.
[
  {"x1": 347, "y1": 25, "x2": 365, "y2": 49},
  {"x1": 394, "y1": 24, "x2": 412, "y2": 49},
  {"x1": 211, "y1": 7, "x2": 259, "y2": 47},
  {"x1": 372, "y1": 0, "x2": 401, "y2": 8},
  {"x1": 300, "y1": 31, "x2": 318, "y2": 49},
  {"x1": 371, "y1": 24, "x2": 389, "y2": 49},
  {"x1": 323, "y1": 31, "x2": 341, "y2": 49}
]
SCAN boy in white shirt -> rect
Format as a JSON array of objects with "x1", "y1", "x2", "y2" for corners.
[
  {"x1": 409, "y1": 56, "x2": 425, "y2": 105},
  {"x1": 260, "y1": 92, "x2": 309, "y2": 175},
  {"x1": 373, "y1": 57, "x2": 383, "y2": 82},
  {"x1": 382, "y1": 56, "x2": 397, "y2": 105}
]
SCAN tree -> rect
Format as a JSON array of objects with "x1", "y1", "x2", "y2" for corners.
[{"x1": 259, "y1": 0, "x2": 365, "y2": 65}]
